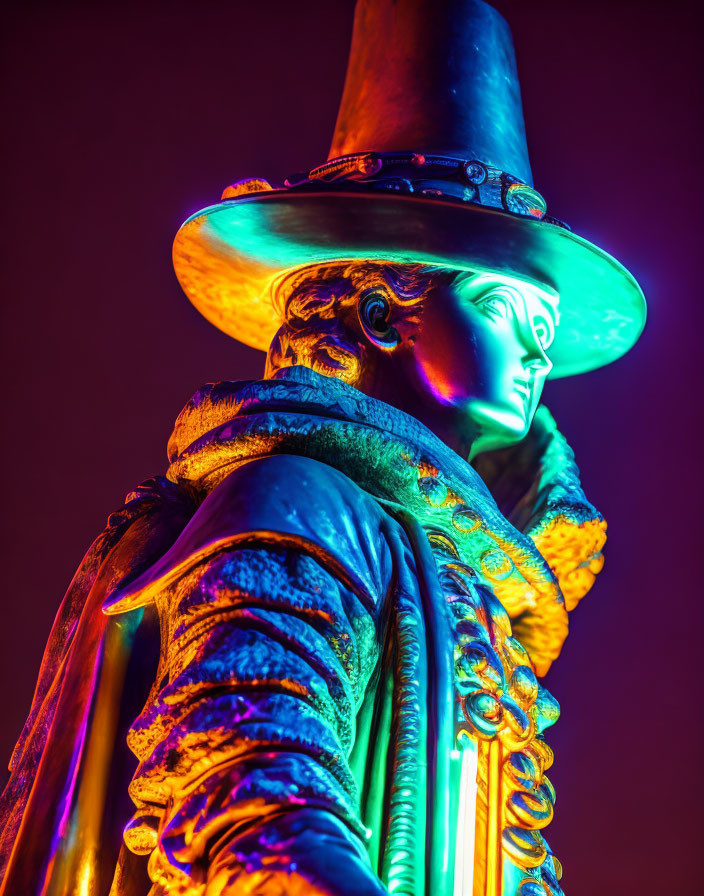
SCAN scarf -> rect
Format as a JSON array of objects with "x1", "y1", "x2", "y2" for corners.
[
  {"x1": 164, "y1": 365, "x2": 605, "y2": 675},
  {"x1": 1, "y1": 365, "x2": 604, "y2": 896}
]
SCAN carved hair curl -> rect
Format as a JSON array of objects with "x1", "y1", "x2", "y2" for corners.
[{"x1": 265, "y1": 261, "x2": 454, "y2": 384}]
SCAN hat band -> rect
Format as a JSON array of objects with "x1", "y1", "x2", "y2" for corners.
[{"x1": 277, "y1": 152, "x2": 565, "y2": 227}]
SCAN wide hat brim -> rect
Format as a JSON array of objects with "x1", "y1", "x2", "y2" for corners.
[{"x1": 173, "y1": 190, "x2": 645, "y2": 378}]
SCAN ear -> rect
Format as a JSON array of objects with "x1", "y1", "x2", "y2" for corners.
[{"x1": 357, "y1": 289, "x2": 400, "y2": 349}]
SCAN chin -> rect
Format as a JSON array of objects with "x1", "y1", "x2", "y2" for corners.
[
  {"x1": 472, "y1": 403, "x2": 529, "y2": 449},
  {"x1": 468, "y1": 424, "x2": 528, "y2": 460}
]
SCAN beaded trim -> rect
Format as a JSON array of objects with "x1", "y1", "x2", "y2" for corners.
[{"x1": 276, "y1": 151, "x2": 569, "y2": 229}]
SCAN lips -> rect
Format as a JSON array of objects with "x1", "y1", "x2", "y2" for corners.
[{"x1": 513, "y1": 378, "x2": 532, "y2": 400}]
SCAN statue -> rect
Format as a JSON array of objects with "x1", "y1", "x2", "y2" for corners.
[{"x1": 0, "y1": 1, "x2": 646, "y2": 894}]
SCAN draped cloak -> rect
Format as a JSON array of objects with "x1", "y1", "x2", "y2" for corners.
[{"x1": 0, "y1": 366, "x2": 606, "y2": 896}]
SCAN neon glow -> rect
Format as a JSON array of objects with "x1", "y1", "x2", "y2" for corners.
[{"x1": 0, "y1": 1, "x2": 645, "y2": 894}]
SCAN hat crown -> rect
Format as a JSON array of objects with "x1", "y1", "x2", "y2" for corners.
[
  {"x1": 173, "y1": 0, "x2": 646, "y2": 378},
  {"x1": 330, "y1": 0, "x2": 533, "y2": 186}
]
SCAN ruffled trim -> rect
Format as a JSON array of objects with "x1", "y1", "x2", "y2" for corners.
[
  {"x1": 164, "y1": 368, "x2": 603, "y2": 675},
  {"x1": 473, "y1": 405, "x2": 606, "y2": 613}
]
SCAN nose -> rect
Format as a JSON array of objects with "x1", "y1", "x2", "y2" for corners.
[{"x1": 522, "y1": 340, "x2": 552, "y2": 375}]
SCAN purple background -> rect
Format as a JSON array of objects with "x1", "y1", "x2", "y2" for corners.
[{"x1": 2, "y1": 1, "x2": 702, "y2": 893}]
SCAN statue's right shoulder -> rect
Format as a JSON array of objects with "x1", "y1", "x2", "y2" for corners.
[{"x1": 106, "y1": 454, "x2": 395, "y2": 614}]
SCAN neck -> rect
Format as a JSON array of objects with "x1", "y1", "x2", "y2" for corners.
[
  {"x1": 311, "y1": 359, "x2": 482, "y2": 463},
  {"x1": 266, "y1": 360, "x2": 491, "y2": 462}
]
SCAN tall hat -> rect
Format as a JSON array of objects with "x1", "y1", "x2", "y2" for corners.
[{"x1": 173, "y1": 0, "x2": 646, "y2": 378}]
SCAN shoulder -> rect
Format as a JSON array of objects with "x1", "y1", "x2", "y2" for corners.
[
  {"x1": 218, "y1": 452, "x2": 373, "y2": 501},
  {"x1": 208, "y1": 454, "x2": 385, "y2": 529},
  {"x1": 106, "y1": 455, "x2": 395, "y2": 612},
  {"x1": 203, "y1": 455, "x2": 394, "y2": 599}
]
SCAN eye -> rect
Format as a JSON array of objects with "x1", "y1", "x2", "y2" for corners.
[{"x1": 476, "y1": 292, "x2": 512, "y2": 319}]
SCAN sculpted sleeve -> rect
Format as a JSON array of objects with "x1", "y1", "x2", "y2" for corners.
[{"x1": 106, "y1": 454, "x2": 394, "y2": 896}]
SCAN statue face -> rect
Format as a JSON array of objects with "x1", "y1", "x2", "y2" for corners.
[
  {"x1": 267, "y1": 261, "x2": 559, "y2": 461},
  {"x1": 407, "y1": 272, "x2": 559, "y2": 457}
]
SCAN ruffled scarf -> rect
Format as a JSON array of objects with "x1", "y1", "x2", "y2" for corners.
[
  {"x1": 0, "y1": 364, "x2": 604, "y2": 896},
  {"x1": 165, "y1": 365, "x2": 605, "y2": 675}
]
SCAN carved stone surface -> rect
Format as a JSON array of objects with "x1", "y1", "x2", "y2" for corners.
[{"x1": 102, "y1": 367, "x2": 599, "y2": 894}]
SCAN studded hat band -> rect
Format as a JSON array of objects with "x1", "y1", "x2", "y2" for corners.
[{"x1": 273, "y1": 151, "x2": 568, "y2": 229}]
